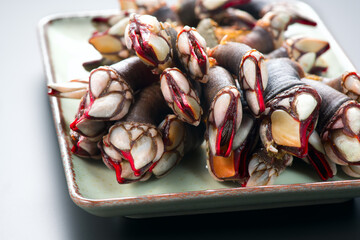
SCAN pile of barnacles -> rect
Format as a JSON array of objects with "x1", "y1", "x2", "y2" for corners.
[{"x1": 48, "y1": 0, "x2": 360, "y2": 186}]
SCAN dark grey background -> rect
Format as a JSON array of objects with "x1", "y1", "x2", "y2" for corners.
[{"x1": 1, "y1": 0, "x2": 359, "y2": 239}]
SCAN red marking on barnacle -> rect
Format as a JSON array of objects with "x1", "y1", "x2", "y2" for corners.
[
  {"x1": 309, "y1": 66, "x2": 328, "y2": 75},
  {"x1": 215, "y1": 93, "x2": 238, "y2": 157},
  {"x1": 316, "y1": 43, "x2": 330, "y2": 58},
  {"x1": 293, "y1": 18, "x2": 317, "y2": 27},
  {"x1": 120, "y1": 150, "x2": 141, "y2": 176},
  {"x1": 47, "y1": 88, "x2": 59, "y2": 96},
  {"x1": 346, "y1": 72, "x2": 360, "y2": 79},
  {"x1": 90, "y1": 29, "x2": 109, "y2": 39},
  {"x1": 128, "y1": 17, "x2": 158, "y2": 66},
  {"x1": 235, "y1": 142, "x2": 252, "y2": 179},
  {"x1": 164, "y1": 72, "x2": 197, "y2": 122},
  {"x1": 105, "y1": 156, "x2": 126, "y2": 184},
  {"x1": 256, "y1": 74, "x2": 266, "y2": 114},
  {"x1": 222, "y1": 0, "x2": 251, "y2": 9},
  {"x1": 148, "y1": 160, "x2": 159, "y2": 173},
  {"x1": 293, "y1": 109, "x2": 316, "y2": 158},
  {"x1": 71, "y1": 144, "x2": 78, "y2": 154},
  {"x1": 307, "y1": 144, "x2": 334, "y2": 180},
  {"x1": 181, "y1": 29, "x2": 208, "y2": 76},
  {"x1": 70, "y1": 117, "x2": 80, "y2": 131},
  {"x1": 91, "y1": 16, "x2": 111, "y2": 25}
]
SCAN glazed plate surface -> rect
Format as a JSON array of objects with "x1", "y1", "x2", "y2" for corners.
[{"x1": 39, "y1": 2, "x2": 360, "y2": 217}]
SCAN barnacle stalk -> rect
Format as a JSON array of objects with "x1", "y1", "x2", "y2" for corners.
[
  {"x1": 124, "y1": 14, "x2": 173, "y2": 72},
  {"x1": 210, "y1": 42, "x2": 268, "y2": 117},
  {"x1": 203, "y1": 66, "x2": 242, "y2": 157},
  {"x1": 160, "y1": 68, "x2": 202, "y2": 125},
  {"x1": 260, "y1": 59, "x2": 321, "y2": 158}
]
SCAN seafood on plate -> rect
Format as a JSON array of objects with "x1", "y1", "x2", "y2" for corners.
[{"x1": 260, "y1": 58, "x2": 321, "y2": 158}]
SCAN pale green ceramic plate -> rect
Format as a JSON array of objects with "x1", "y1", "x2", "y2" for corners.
[{"x1": 39, "y1": 2, "x2": 360, "y2": 218}]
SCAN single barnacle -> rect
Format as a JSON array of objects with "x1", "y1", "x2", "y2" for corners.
[
  {"x1": 89, "y1": 17, "x2": 131, "y2": 60},
  {"x1": 341, "y1": 72, "x2": 360, "y2": 101},
  {"x1": 150, "y1": 115, "x2": 186, "y2": 177},
  {"x1": 124, "y1": 14, "x2": 173, "y2": 72},
  {"x1": 48, "y1": 79, "x2": 88, "y2": 99},
  {"x1": 84, "y1": 14, "x2": 134, "y2": 71},
  {"x1": 238, "y1": 0, "x2": 317, "y2": 25},
  {"x1": 302, "y1": 79, "x2": 360, "y2": 167},
  {"x1": 203, "y1": 66, "x2": 242, "y2": 157},
  {"x1": 302, "y1": 131, "x2": 337, "y2": 180},
  {"x1": 246, "y1": 148, "x2": 293, "y2": 186},
  {"x1": 70, "y1": 130, "x2": 102, "y2": 160},
  {"x1": 342, "y1": 165, "x2": 360, "y2": 178},
  {"x1": 206, "y1": 113, "x2": 257, "y2": 183},
  {"x1": 239, "y1": 9, "x2": 316, "y2": 54},
  {"x1": 100, "y1": 84, "x2": 169, "y2": 183},
  {"x1": 267, "y1": 37, "x2": 330, "y2": 73},
  {"x1": 176, "y1": 26, "x2": 209, "y2": 82},
  {"x1": 85, "y1": 56, "x2": 159, "y2": 121},
  {"x1": 310, "y1": 72, "x2": 360, "y2": 102},
  {"x1": 150, "y1": 114, "x2": 205, "y2": 178},
  {"x1": 160, "y1": 68, "x2": 202, "y2": 125},
  {"x1": 260, "y1": 58, "x2": 321, "y2": 158},
  {"x1": 210, "y1": 42, "x2": 268, "y2": 117}
]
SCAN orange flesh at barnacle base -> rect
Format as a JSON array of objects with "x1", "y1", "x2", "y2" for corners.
[{"x1": 212, "y1": 151, "x2": 235, "y2": 178}]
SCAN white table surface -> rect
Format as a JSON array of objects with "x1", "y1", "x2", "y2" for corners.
[{"x1": 1, "y1": 0, "x2": 359, "y2": 239}]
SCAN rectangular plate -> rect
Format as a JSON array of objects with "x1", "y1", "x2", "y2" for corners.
[{"x1": 39, "y1": 2, "x2": 360, "y2": 217}]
